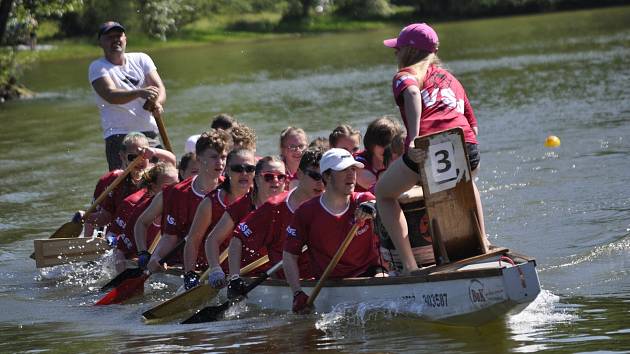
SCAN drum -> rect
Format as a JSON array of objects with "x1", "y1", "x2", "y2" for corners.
[{"x1": 376, "y1": 186, "x2": 435, "y2": 270}]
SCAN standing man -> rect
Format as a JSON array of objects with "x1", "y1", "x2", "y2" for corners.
[{"x1": 89, "y1": 21, "x2": 167, "y2": 171}]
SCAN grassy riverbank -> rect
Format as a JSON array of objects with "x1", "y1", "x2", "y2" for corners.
[{"x1": 24, "y1": 8, "x2": 411, "y2": 64}]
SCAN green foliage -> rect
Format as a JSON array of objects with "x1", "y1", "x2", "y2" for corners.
[
  {"x1": 59, "y1": 0, "x2": 137, "y2": 38},
  {"x1": 0, "y1": 47, "x2": 15, "y2": 85},
  {"x1": 139, "y1": 0, "x2": 201, "y2": 41},
  {"x1": 333, "y1": 0, "x2": 393, "y2": 19},
  {"x1": 3, "y1": 0, "x2": 83, "y2": 45},
  {"x1": 204, "y1": 0, "x2": 285, "y2": 14}
]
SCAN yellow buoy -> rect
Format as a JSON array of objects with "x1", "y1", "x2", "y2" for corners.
[{"x1": 544, "y1": 135, "x2": 561, "y2": 148}]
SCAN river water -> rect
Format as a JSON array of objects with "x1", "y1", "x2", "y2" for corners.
[{"x1": 1, "y1": 6, "x2": 629, "y2": 353}]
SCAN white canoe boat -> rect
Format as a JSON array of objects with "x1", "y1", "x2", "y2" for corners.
[{"x1": 243, "y1": 248, "x2": 540, "y2": 325}]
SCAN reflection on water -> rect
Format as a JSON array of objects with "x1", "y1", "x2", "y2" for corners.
[{"x1": 1, "y1": 5, "x2": 630, "y2": 353}]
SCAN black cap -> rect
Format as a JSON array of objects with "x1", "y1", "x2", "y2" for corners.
[{"x1": 98, "y1": 21, "x2": 125, "y2": 38}]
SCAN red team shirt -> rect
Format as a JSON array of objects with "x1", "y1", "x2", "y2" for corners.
[
  {"x1": 225, "y1": 192, "x2": 256, "y2": 227},
  {"x1": 393, "y1": 65, "x2": 478, "y2": 148},
  {"x1": 110, "y1": 189, "x2": 160, "y2": 257},
  {"x1": 234, "y1": 190, "x2": 310, "y2": 278},
  {"x1": 161, "y1": 176, "x2": 207, "y2": 240},
  {"x1": 93, "y1": 170, "x2": 139, "y2": 215},
  {"x1": 353, "y1": 150, "x2": 385, "y2": 193},
  {"x1": 284, "y1": 192, "x2": 381, "y2": 279},
  {"x1": 162, "y1": 176, "x2": 228, "y2": 269}
]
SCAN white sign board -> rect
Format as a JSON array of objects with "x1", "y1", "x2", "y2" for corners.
[{"x1": 422, "y1": 131, "x2": 470, "y2": 194}]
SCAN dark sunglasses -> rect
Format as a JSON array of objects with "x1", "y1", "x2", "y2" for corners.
[
  {"x1": 230, "y1": 164, "x2": 256, "y2": 173},
  {"x1": 285, "y1": 144, "x2": 306, "y2": 152},
  {"x1": 262, "y1": 172, "x2": 287, "y2": 183},
  {"x1": 127, "y1": 154, "x2": 139, "y2": 161},
  {"x1": 304, "y1": 170, "x2": 322, "y2": 181}
]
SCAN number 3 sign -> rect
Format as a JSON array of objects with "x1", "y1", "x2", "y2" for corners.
[
  {"x1": 429, "y1": 142, "x2": 457, "y2": 184},
  {"x1": 421, "y1": 130, "x2": 470, "y2": 194}
]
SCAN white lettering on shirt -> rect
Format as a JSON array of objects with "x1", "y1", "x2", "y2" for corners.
[{"x1": 239, "y1": 222, "x2": 253, "y2": 238}]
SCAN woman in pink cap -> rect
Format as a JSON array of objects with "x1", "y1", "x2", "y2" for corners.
[{"x1": 375, "y1": 23, "x2": 487, "y2": 275}]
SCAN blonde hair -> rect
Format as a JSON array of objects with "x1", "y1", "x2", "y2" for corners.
[
  {"x1": 329, "y1": 124, "x2": 361, "y2": 147},
  {"x1": 139, "y1": 162, "x2": 177, "y2": 189},
  {"x1": 120, "y1": 132, "x2": 148, "y2": 152},
  {"x1": 397, "y1": 47, "x2": 442, "y2": 87},
  {"x1": 280, "y1": 126, "x2": 308, "y2": 149},
  {"x1": 231, "y1": 124, "x2": 257, "y2": 151}
]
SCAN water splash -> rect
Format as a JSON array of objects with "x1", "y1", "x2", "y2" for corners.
[
  {"x1": 35, "y1": 250, "x2": 116, "y2": 289},
  {"x1": 508, "y1": 289, "x2": 577, "y2": 330},
  {"x1": 315, "y1": 298, "x2": 426, "y2": 331}
]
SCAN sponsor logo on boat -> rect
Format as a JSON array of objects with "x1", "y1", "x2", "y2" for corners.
[
  {"x1": 239, "y1": 222, "x2": 253, "y2": 238},
  {"x1": 166, "y1": 214, "x2": 176, "y2": 226},
  {"x1": 287, "y1": 226, "x2": 297, "y2": 238},
  {"x1": 469, "y1": 279, "x2": 486, "y2": 306}
]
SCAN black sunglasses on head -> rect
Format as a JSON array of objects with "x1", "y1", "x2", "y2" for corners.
[
  {"x1": 304, "y1": 169, "x2": 322, "y2": 181},
  {"x1": 230, "y1": 164, "x2": 256, "y2": 173}
]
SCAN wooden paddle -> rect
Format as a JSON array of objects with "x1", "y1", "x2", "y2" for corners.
[
  {"x1": 143, "y1": 100, "x2": 172, "y2": 153},
  {"x1": 306, "y1": 223, "x2": 360, "y2": 309},
  {"x1": 100, "y1": 233, "x2": 162, "y2": 291},
  {"x1": 154, "y1": 110, "x2": 173, "y2": 153},
  {"x1": 28, "y1": 155, "x2": 146, "y2": 260},
  {"x1": 52, "y1": 155, "x2": 146, "y2": 239},
  {"x1": 142, "y1": 252, "x2": 268, "y2": 323},
  {"x1": 33, "y1": 237, "x2": 110, "y2": 268},
  {"x1": 94, "y1": 238, "x2": 185, "y2": 305},
  {"x1": 182, "y1": 258, "x2": 283, "y2": 324}
]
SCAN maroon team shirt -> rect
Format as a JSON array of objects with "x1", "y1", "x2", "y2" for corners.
[
  {"x1": 353, "y1": 150, "x2": 385, "y2": 193},
  {"x1": 393, "y1": 65, "x2": 478, "y2": 148},
  {"x1": 284, "y1": 192, "x2": 380, "y2": 279},
  {"x1": 93, "y1": 170, "x2": 139, "y2": 215},
  {"x1": 111, "y1": 189, "x2": 160, "y2": 257},
  {"x1": 161, "y1": 176, "x2": 207, "y2": 240},
  {"x1": 234, "y1": 190, "x2": 310, "y2": 278},
  {"x1": 225, "y1": 192, "x2": 256, "y2": 227}
]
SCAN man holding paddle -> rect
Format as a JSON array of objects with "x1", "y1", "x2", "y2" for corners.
[
  {"x1": 89, "y1": 21, "x2": 167, "y2": 171},
  {"x1": 282, "y1": 148, "x2": 385, "y2": 313}
]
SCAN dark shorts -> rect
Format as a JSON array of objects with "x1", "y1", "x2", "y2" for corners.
[
  {"x1": 403, "y1": 143, "x2": 480, "y2": 173},
  {"x1": 105, "y1": 131, "x2": 161, "y2": 171}
]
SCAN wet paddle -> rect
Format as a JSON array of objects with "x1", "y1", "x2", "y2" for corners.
[
  {"x1": 182, "y1": 259, "x2": 284, "y2": 324},
  {"x1": 306, "y1": 223, "x2": 361, "y2": 309},
  {"x1": 142, "y1": 253, "x2": 268, "y2": 323},
  {"x1": 100, "y1": 233, "x2": 162, "y2": 291},
  {"x1": 94, "y1": 239, "x2": 185, "y2": 305}
]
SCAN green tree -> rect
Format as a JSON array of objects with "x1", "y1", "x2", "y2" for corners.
[
  {"x1": 334, "y1": 0, "x2": 393, "y2": 19},
  {"x1": 1, "y1": 0, "x2": 83, "y2": 101}
]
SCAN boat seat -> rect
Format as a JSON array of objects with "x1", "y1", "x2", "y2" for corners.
[{"x1": 413, "y1": 128, "x2": 488, "y2": 265}]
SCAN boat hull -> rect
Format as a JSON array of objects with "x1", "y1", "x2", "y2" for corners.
[{"x1": 245, "y1": 252, "x2": 540, "y2": 325}]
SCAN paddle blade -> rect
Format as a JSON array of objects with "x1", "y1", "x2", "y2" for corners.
[
  {"x1": 95, "y1": 274, "x2": 148, "y2": 305},
  {"x1": 50, "y1": 221, "x2": 83, "y2": 239},
  {"x1": 181, "y1": 302, "x2": 230, "y2": 324},
  {"x1": 100, "y1": 268, "x2": 144, "y2": 291},
  {"x1": 142, "y1": 284, "x2": 219, "y2": 322}
]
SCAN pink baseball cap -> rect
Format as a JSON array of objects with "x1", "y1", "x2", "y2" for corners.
[{"x1": 383, "y1": 23, "x2": 439, "y2": 53}]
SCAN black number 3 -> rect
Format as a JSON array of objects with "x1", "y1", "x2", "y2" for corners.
[{"x1": 435, "y1": 150, "x2": 451, "y2": 173}]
